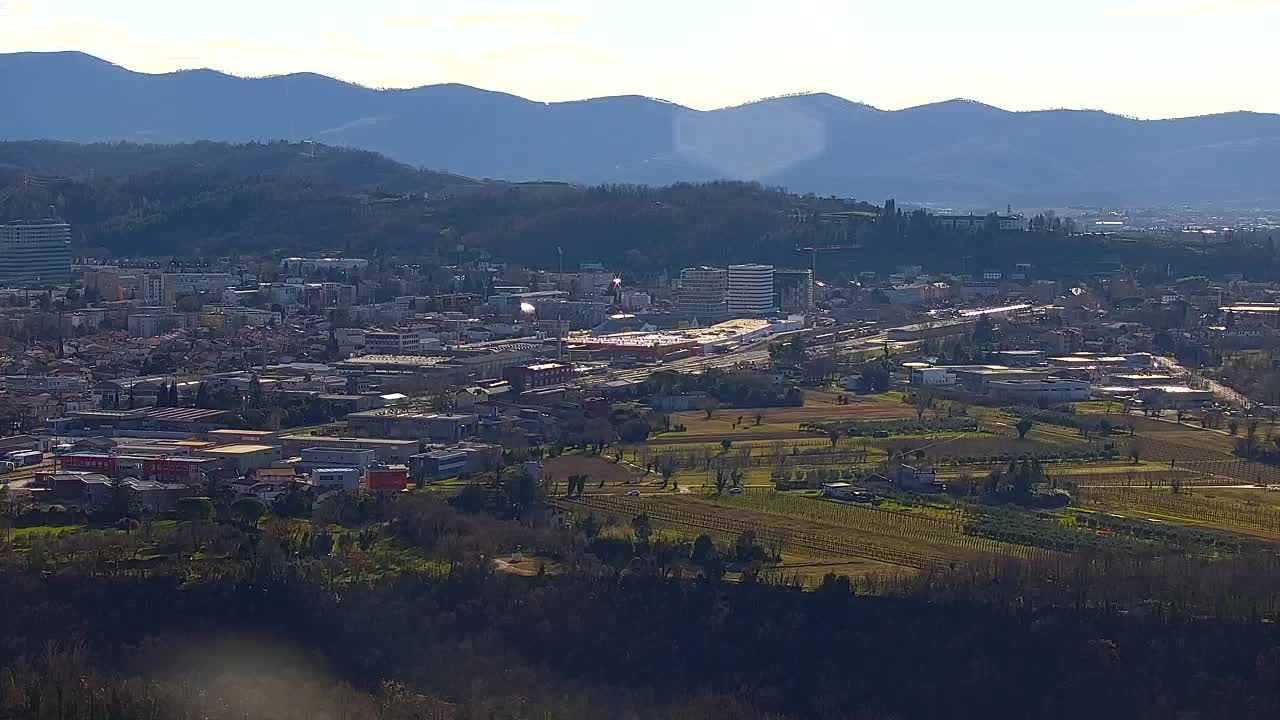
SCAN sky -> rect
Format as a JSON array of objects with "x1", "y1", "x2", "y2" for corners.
[{"x1": 1, "y1": 0, "x2": 1277, "y2": 118}]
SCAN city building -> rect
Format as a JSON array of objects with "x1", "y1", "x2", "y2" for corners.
[
  {"x1": 678, "y1": 267, "x2": 728, "y2": 320},
  {"x1": 279, "y1": 257, "x2": 369, "y2": 275},
  {"x1": 194, "y1": 444, "x2": 283, "y2": 474},
  {"x1": 300, "y1": 446, "x2": 377, "y2": 469},
  {"x1": 127, "y1": 310, "x2": 196, "y2": 338},
  {"x1": 0, "y1": 220, "x2": 72, "y2": 286},
  {"x1": 773, "y1": 268, "x2": 814, "y2": 313},
  {"x1": 502, "y1": 362, "x2": 572, "y2": 391},
  {"x1": 346, "y1": 410, "x2": 479, "y2": 443},
  {"x1": 987, "y1": 378, "x2": 1091, "y2": 404},
  {"x1": 143, "y1": 275, "x2": 166, "y2": 305},
  {"x1": 163, "y1": 272, "x2": 237, "y2": 302},
  {"x1": 278, "y1": 435, "x2": 419, "y2": 463},
  {"x1": 409, "y1": 449, "x2": 470, "y2": 482},
  {"x1": 932, "y1": 214, "x2": 1024, "y2": 232},
  {"x1": 727, "y1": 264, "x2": 775, "y2": 315},
  {"x1": 82, "y1": 268, "x2": 124, "y2": 301},
  {"x1": 1138, "y1": 385, "x2": 1214, "y2": 410},
  {"x1": 365, "y1": 329, "x2": 440, "y2": 356},
  {"x1": 309, "y1": 467, "x2": 361, "y2": 493},
  {"x1": 367, "y1": 466, "x2": 409, "y2": 491}
]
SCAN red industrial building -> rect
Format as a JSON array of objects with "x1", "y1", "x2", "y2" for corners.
[
  {"x1": 58, "y1": 453, "x2": 223, "y2": 483},
  {"x1": 366, "y1": 466, "x2": 409, "y2": 492},
  {"x1": 502, "y1": 362, "x2": 572, "y2": 390}
]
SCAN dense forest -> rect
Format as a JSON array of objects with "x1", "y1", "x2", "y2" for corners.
[
  {"x1": 1, "y1": 140, "x2": 1277, "y2": 279},
  {"x1": 4, "y1": 488, "x2": 1280, "y2": 720}
]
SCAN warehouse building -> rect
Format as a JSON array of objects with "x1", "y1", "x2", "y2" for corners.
[{"x1": 987, "y1": 378, "x2": 1091, "y2": 404}]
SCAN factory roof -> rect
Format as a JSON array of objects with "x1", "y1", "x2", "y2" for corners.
[{"x1": 201, "y1": 444, "x2": 278, "y2": 455}]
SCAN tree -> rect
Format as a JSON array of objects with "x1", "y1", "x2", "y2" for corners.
[
  {"x1": 860, "y1": 364, "x2": 891, "y2": 393},
  {"x1": 690, "y1": 533, "x2": 716, "y2": 568},
  {"x1": 583, "y1": 418, "x2": 614, "y2": 455},
  {"x1": 827, "y1": 428, "x2": 841, "y2": 447},
  {"x1": 230, "y1": 497, "x2": 267, "y2": 529},
  {"x1": 1016, "y1": 417, "x2": 1034, "y2": 439},
  {"x1": 194, "y1": 382, "x2": 211, "y2": 408},
  {"x1": 0, "y1": 486, "x2": 33, "y2": 543},
  {"x1": 176, "y1": 497, "x2": 215, "y2": 523},
  {"x1": 754, "y1": 413, "x2": 763, "y2": 426},
  {"x1": 630, "y1": 513, "x2": 652, "y2": 544},
  {"x1": 655, "y1": 454, "x2": 678, "y2": 489},
  {"x1": 720, "y1": 438, "x2": 733, "y2": 453},
  {"x1": 703, "y1": 396, "x2": 720, "y2": 420},
  {"x1": 618, "y1": 418, "x2": 650, "y2": 443}
]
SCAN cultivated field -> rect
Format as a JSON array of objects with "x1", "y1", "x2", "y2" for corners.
[
  {"x1": 661, "y1": 392, "x2": 917, "y2": 443},
  {"x1": 544, "y1": 454, "x2": 645, "y2": 487}
]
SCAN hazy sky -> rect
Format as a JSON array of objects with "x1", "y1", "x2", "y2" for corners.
[{"x1": 1, "y1": 0, "x2": 1276, "y2": 118}]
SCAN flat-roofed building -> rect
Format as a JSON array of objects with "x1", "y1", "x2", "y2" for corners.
[
  {"x1": 278, "y1": 435, "x2": 420, "y2": 463},
  {"x1": 727, "y1": 264, "x2": 775, "y2": 315},
  {"x1": 309, "y1": 467, "x2": 361, "y2": 493},
  {"x1": 195, "y1": 444, "x2": 283, "y2": 474},
  {"x1": 1138, "y1": 385, "x2": 1214, "y2": 410},
  {"x1": 300, "y1": 446, "x2": 376, "y2": 469},
  {"x1": 773, "y1": 268, "x2": 814, "y2": 313},
  {"x1": 988, "y1": 378, "x2": 1091, "y2": 403},
  {"x1": 503, "y1": 362, "x2": 572, "y2": 390},
  {"x1": 678, "y1": 266, "x2": 728, "y2": 321},
  {"x1": 365, "y1": 329, "x2": 440, "y2": 356},
  {"x1": 346, "y1": 410, "x2": 479, "y2": 443},
  {"x1": 0, "y1": 220, "x2": 72, "y2": 286},
  {"x1": 993, "y1": 350, "x2": 1046, "y2": 367}
]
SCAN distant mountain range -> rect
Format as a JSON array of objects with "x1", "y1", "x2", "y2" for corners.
[{"x1": 3, "y1": 51, "x2": 1279, "y2": 208}]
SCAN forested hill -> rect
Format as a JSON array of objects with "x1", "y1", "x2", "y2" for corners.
[
  {"x1": 0, "y1": 139, "x2": 859, "y2": 266},
  {"x1": 0, "y1": 140, "x2": 478, "y2": 193},
  {"x1": 5, "y1": 51, "x2": 1280, "y2": 207},
  {"x1": 1, "y1": 140, "x2": 1273, "y2": 279}
]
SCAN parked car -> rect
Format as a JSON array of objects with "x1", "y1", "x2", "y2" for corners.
[{"x1": 625, "y1": 489, "x2": 641, "y2": 497}]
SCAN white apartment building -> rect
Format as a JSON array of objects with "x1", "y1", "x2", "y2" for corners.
[
  {"x1": 678, "y1": 267, "x2": 728, "y2": 320},
  {"x1": 0, "y1": 220, "x2": 72, "y2": 286},
  {"x1": 164, "y1": 272, "x2": 237, "y2": 300},
  {"x1": 727, "y1": 264, "x2": 775, "y2": 315},
  {"x1": 279, "y1": 257, "x2": 369, "y2": 275},
  {"x1": 364, "y1": 328, "x2": 441, "y2": 356}
]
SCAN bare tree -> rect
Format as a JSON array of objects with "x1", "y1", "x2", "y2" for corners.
[{"x1": 703, "y1": 396, "x2": 720, "y2": 421}]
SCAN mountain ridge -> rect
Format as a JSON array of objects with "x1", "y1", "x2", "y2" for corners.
[{"x1": 4, "y1": 51, "x2": 1280, "y2": 207}]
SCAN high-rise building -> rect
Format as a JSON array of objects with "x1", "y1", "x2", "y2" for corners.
[
  {"x1": 143, "y1": 274, "x2": 166, "y2": 305},
  {"x1": 0, "y1": 220, "x2": 72, "y2": 287},
  {"x1": 727, "y1": 264, "x2": 775, "y2": 315},
  {"x1": 678, "y1": 267, "x2": 728, "y2": 320},
  {"x1": 774, "y1": 268, "x2": 815, "y2": 313}
]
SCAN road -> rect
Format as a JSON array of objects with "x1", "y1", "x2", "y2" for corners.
[
  {"x1": 1, "y1": 459, "x2": 55, "y2": 490},
  {"x1": 1153, "y1": 355, "x2": 1254, "y2": 408}
]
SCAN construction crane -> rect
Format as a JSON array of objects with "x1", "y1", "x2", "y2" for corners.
[{"x1": 798, "y1": 244, "x2": 861, "y2": 278}]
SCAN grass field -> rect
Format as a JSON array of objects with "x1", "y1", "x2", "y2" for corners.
[{"x1": 663, "y1": 392, "x2": 916, "y2": 442}]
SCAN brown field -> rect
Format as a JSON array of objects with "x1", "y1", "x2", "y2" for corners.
[
  {"x1": 666, "y1": 394, "x2": 916, "y2": 441},
  {"x1": 640, "y1": 494, "x2": 987, "y2": 567},
  {"x1": 769, "y1": 555, "x2": 911, "y2": 586},
  {"x1": 544, "y1": 454, "x2": 643, "y2": 487}
]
